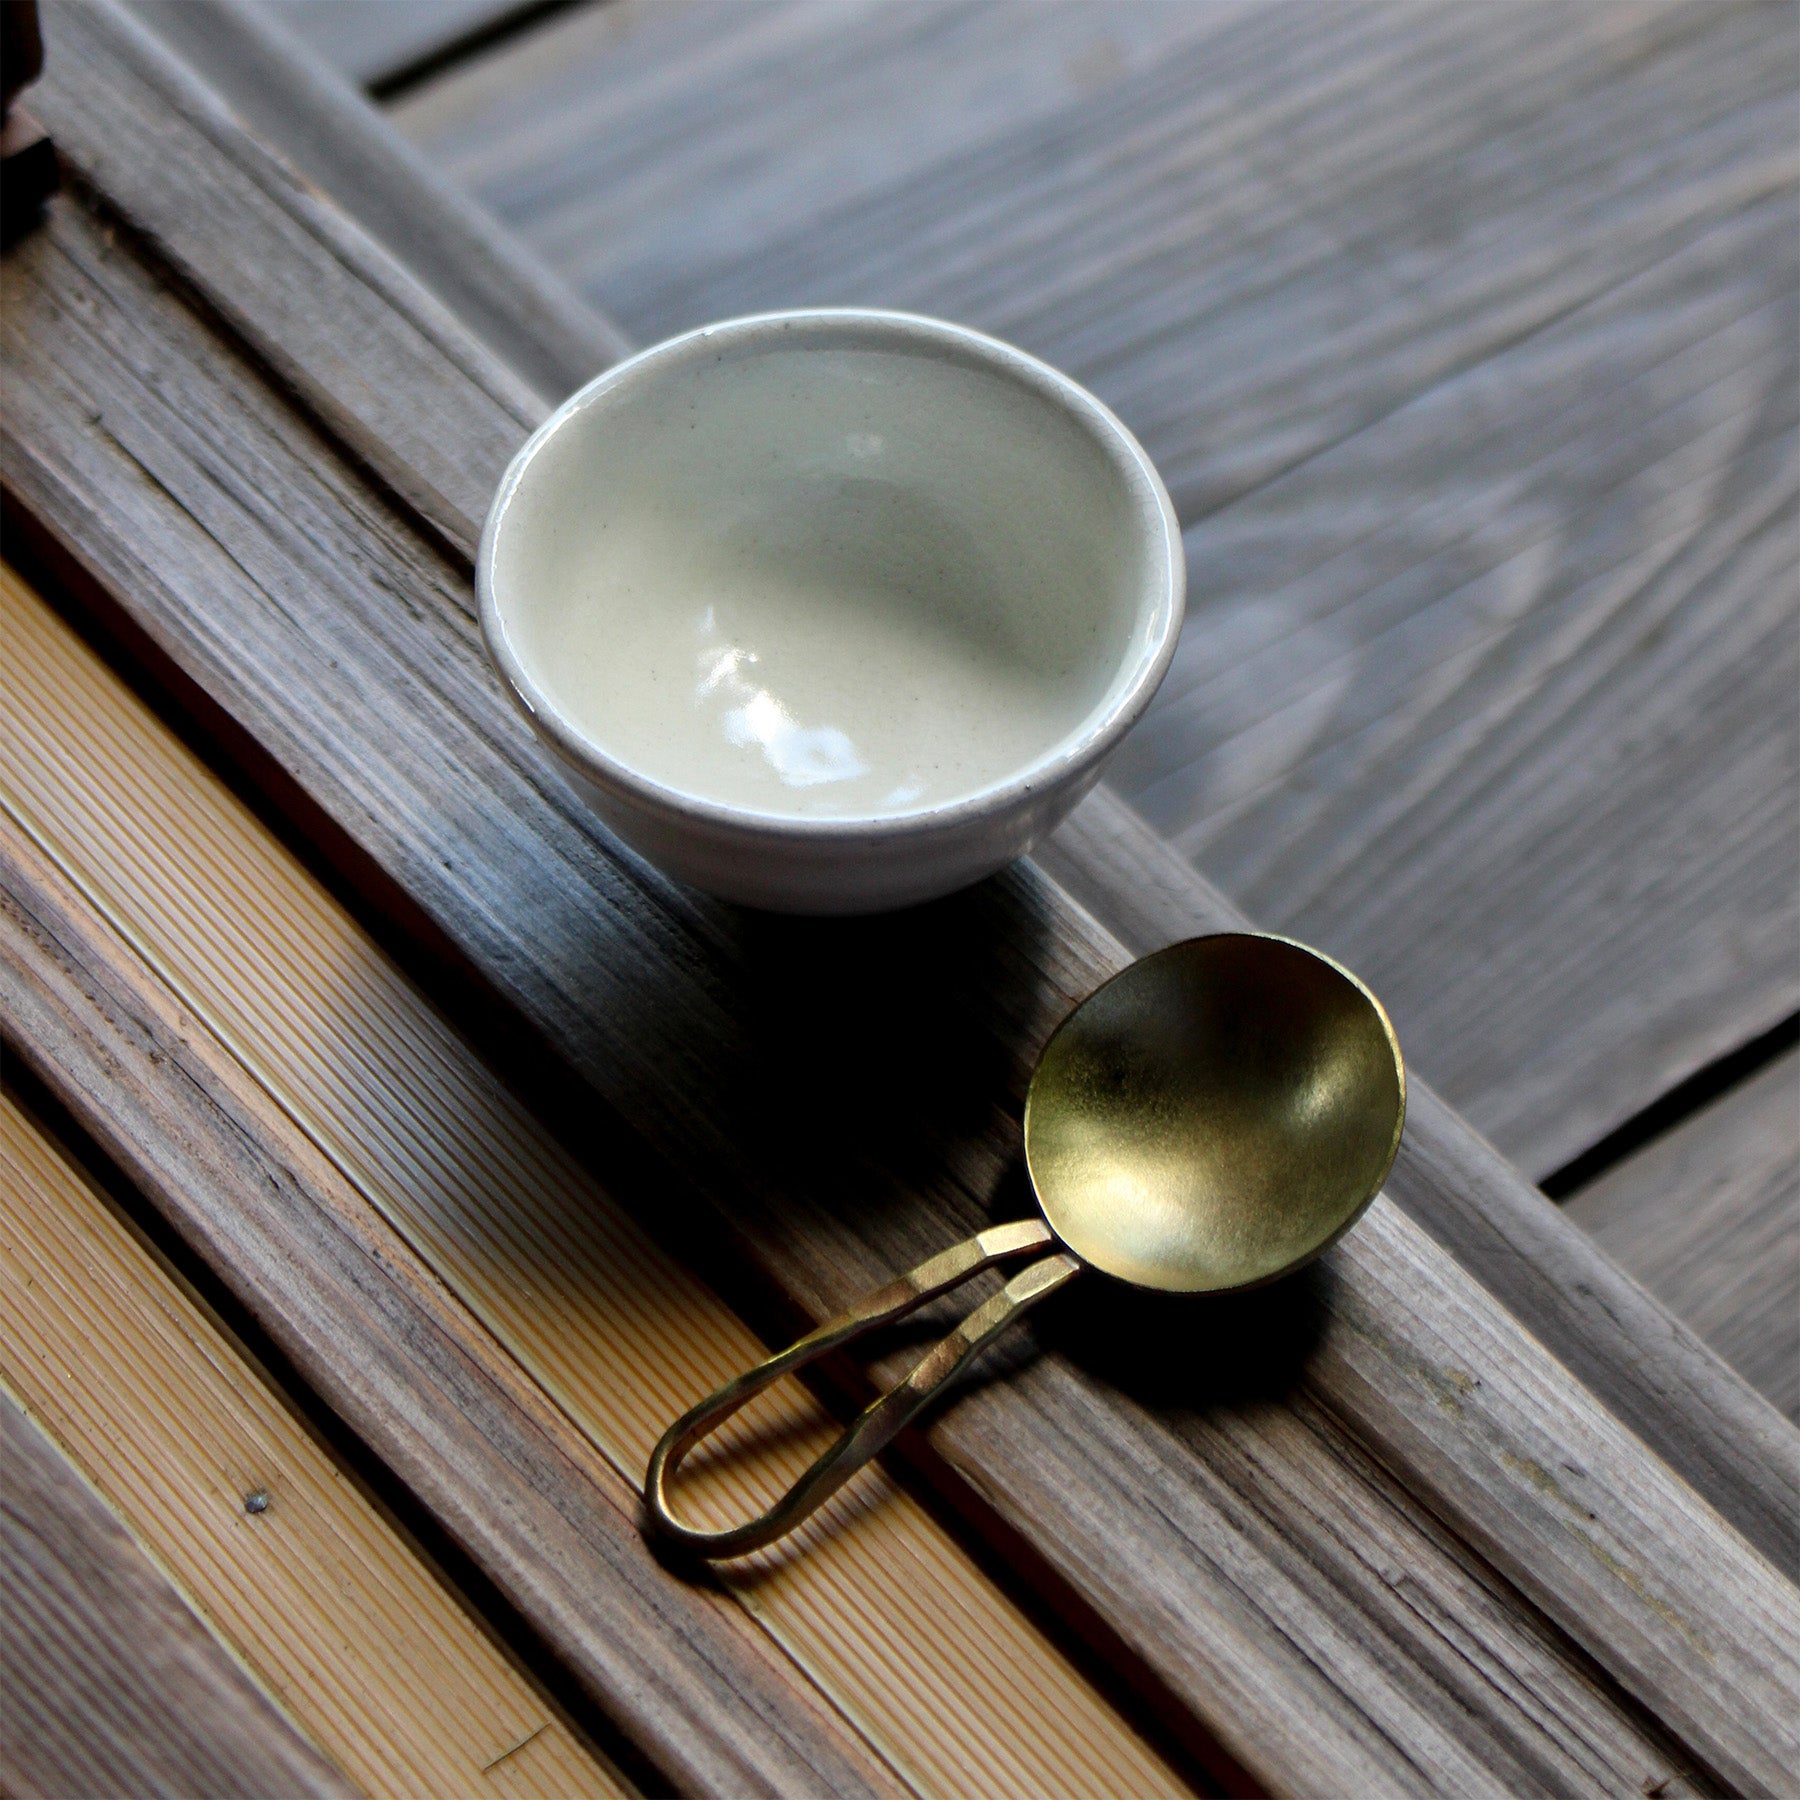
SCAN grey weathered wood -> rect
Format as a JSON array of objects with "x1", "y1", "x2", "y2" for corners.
[
  {"x1": 1567, "y1": 1050, "x2": 1800, "y2": 1423},
  {"x1": 38, "y1": 0, "x2": 553, "y2": 551},
  {"x1": 5, "y1": 140, "x2": 1797, "y2": 1800},
  {"x1": 0, "y1": 822, "x2": 904, "y2": 1800},
  {"x1": 0, "y1": 1387, "x2": 359, "y2": 1800},
  {"x1": 388, "y1": 0, "x2": 1238, "y2": 322},
  {"x1": 115, "y1": 0, "x2": 627, "y2": 403},
  {"x1": 265, "y1": 0, "x2": 525, "y2": 86},
  {"x1": 399, "y1": 0, "x2": 1789, "y2": 519},
  {"x1": 395, "y1": 0, "x2": 1800, "y2": 1182},
  {"x1": 1117, "y1": 193, "x2": 1800, "y2": 1178},
  {"x1": 1041, "y1": 785, "x2": 1800, "y2": 1579}
]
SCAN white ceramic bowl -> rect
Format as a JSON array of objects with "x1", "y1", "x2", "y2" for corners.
[{"x1": 479, "y1": 309, "x2": 1184, "y2": 913}]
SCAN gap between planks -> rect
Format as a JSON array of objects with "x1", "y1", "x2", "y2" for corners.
[
  {"x1": 0, "y1": 1090, "x2": 628, "y2": 1800},
  {"x1": 1566, "y1": 1047, "x2": 1800, "y2": 1423},
  {"x1": 0, "y1": 560, "x2": 1191, "y2": 1800}
]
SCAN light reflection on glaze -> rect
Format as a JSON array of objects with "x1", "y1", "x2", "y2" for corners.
[{"x1": 695, "y1": 606, "x2": 871, "y2": 791}]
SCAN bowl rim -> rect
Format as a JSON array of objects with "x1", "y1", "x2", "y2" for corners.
[{"x1": 477, "y1": 306, "x2": 1186, "y2": 842}]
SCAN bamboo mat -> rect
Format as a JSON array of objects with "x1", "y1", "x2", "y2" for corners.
[
  {"x1": 0, "y1": 1092, "x2": 626, "y2": 1799},
  {"x1": 0, "y1": 562, "x2": 1187, "y2": 1800}
]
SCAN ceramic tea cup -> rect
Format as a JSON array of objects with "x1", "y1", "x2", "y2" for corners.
[{"x1": 478, "y1": 309, "x2": 1183, "y2": 913}]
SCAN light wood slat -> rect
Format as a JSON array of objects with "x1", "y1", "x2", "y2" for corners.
[
  {"x1": 0, "y1": 1091, "x2": 629, "y2": 1800},
  {"x1": 5, "y1": 173, "x2": 1796, "y2": 1798},
  {"x1": 0, "y1": 1383, "x2": 357, "y2": 1800},
  {"x1": 0, "y1": 570, "x2": 1191, "y2": 1798},
  {"x1": 1567, "y1": 1051, "x2": 1800, "y2": 1423},
  {"x1": 118, "y1": 0, "x2": 627, "y2": 402},
  {"x1": 0, "y1": 790, "x2": 903, "y2": 1800},
  {"x1": 392, "y1": 0, "x2": 1800, "y2": 1179}
]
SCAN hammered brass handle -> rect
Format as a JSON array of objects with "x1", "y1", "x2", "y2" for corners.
[{"x1": 644, "y1": 1219, "x2": 1080, "y2": 1558}]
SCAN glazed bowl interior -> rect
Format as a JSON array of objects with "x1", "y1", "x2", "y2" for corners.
[{"x1": 483, "y1": 316, "x2": 1177, "y2": 824}]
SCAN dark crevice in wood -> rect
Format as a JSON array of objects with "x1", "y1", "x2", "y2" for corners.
[
  {"x1": 1543, "y1": 1011, "x2": 1800, "y2": 1201},
  {"x1": 0, "y1": 522, "x2": 1242, "y2": 1800},
  {"x1": 812, "y1": 1419, "x2": 1254, "y2": 1800},
  {"x1": 365, "y1": 0, "x2": 592, "y2": 104},
  {"x1": 0, "y1": 1054, "x2": 668, "y2": 1800}
]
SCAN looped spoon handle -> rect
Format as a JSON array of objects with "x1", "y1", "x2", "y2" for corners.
[{"x1": 644, "y1": 1219, "x2": 1081, "y2": 1558}]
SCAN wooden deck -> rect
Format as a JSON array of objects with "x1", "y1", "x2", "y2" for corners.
[
  {"x1": 248, "y1": 0, "x2": 1798, "y2": 1403},
  {"x1": 4, "y1": 3, "x2": 1796, "y2": 1794},
  {"x1": 379, "y1": 0, "x2": 1800, "y2": 1310}
]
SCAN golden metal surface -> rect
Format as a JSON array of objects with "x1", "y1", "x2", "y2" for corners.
[
  {"x1": 646, "y1": 932, "x2": 1404, "y2": 1557},
  {"x1": 1026, "y1": 933, "x2": 1405, "y2": 1293},
  {"x1": 644, "y1": 1221, "x2": 1075, "y2": 1558}
]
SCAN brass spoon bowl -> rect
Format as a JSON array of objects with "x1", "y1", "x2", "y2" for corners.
[{"x1": 645, "y1": 932, "x2": 1405, "y2": 1557}]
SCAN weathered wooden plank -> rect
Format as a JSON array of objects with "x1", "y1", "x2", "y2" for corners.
[
  {"x1": 36, "y1": 0, "x2": 546, "y2": 551},
  {"x1": 1040, "y1": 785, "x2": 1800, "y2": 1585},
  {"x1": 263, "y1": 0, "x2": 527, "y2": 87},
  {"x1": 0, "y1": 840, "x2": 900, "y2": 1794},
  {"x1": 0, "y1": 1089, "x2": 632, "y2": 1800},
  {"x1": 1567, "y1": 1050, "x2": 1800, "y2": 1423},
  {"x1": 0, "y1": 562, "x2": 1194, "y2": 1800},
  {"x1": 400, "y1": 0, "x2": 1789, "y2": 519},
  {"x1": 116, "y1": 0, "x2": 627, "y2": 401},
  {"x1": 1117, "y1": 193, "x2": 1800, "y2": 1176},
  {"x1": 389, "y1": 0, "x2": 1239, "y2": 322},
  {"x1": 5, "y1": 179, "x2": 1796, "y2": 1795},
  {"x1": 0, "y1": 1385, "x2": 358, "y2": 1800},
  {"x1": 394, "y1": 0, "x2": 1800, "y2": 1179}
]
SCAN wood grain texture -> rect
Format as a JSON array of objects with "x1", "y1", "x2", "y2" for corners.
[
  {"x1": 5, "y1": 177, "x2": 1797, "y2": 1796},
  {"x1": 1040, "y1": 786, "x2": 1800, "y2": 1572},
  {"x1": 0, "y1": 560, "x2": 1191, "y2": 1800},
  {"x1": 118, "y1": 0, "x2": 627, "y2": 401},
  {"x1": 394, "y1": 0, "x2": 1800, "y2": 1177},
  {"x1": 0, "y1": 1090, "x2": 631, "y2": 1800},
  {"x1": 1118, "y1": 189, "x2": 1800, "y2": 1177},
  {"x1": 0, "y1": 1385, "x2": 357, "y2": 1800},
  {"x1": 1567, "y1": 1050, "x2": 1800, "y2": 1423},
  {"x1": 36, "y1": 0, "x2": 546, "y2": 551},
  {"x1": 389, "y1": 0, "x2": 1237, "y2": 325},
  {"x1": 0, "y1": 818, "x2": 906, "y2": 1800},
  {"x1": 397, "y1": 0, "x2": 1787, "y2": 522}
]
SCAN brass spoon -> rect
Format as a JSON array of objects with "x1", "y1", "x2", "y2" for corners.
[{"x1": 645, "y1": 932, "x2": 1405, "y2": 1558}]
